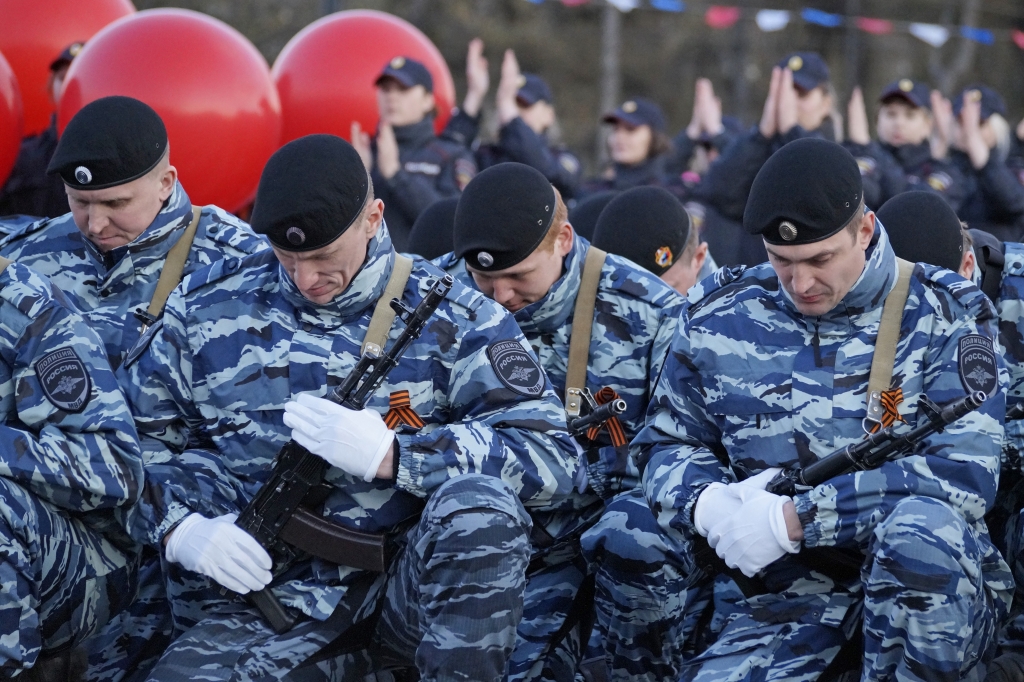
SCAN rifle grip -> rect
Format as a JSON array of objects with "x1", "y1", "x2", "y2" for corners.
[{"x1": 249, "y1": 587, "x2": 299, "y2": 634}]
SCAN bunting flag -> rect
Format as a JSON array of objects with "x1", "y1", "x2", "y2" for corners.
[
  {"x1": 520, "y1": 0, "x2": 1024, "y2": 52},
  {"x1": 705, "y1": 6, "x2": 740, "y2": 29},
  {"x1": 756, "y1": 9, "x2": 790, "y2": 32}
]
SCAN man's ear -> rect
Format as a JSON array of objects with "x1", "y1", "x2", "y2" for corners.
[
  {"x1": 159, "y1": 165, "x2": 178, "y2": 202},
  {"x1": 960, "y1": 249, "x2": 976, "y2": 280},
  {"x1": 555, "y1": 222, "x2": 574, "y2": 257},
  {"x1": 858, "y1": 211, "x2": 875, "y2": 248},
  {"x1": 365, "y1": 198, "x2": 385, "y2": 237}
]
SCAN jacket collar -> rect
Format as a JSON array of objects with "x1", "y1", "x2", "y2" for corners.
[
  {"x1": 884, "y1": 141, "x2": 932, "y2": 169},
  {"x1": 392, "y1": 117, "x2": 436, "y2": 150},
  {"x1": 279, "y1": 223, "x2": 396, "y2": 326}
]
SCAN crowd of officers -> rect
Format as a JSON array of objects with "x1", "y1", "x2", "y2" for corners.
[{"x1": 0, "y1": 36, "x2": 1023, "y2": 682}]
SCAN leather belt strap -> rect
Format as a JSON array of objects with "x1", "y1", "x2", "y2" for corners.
[
  {"x1": 565, "y1": 247, "x2": 606, "y2": 417},
  {"x1": 140, "y1": 206, "x2": 202, "y2": 333},
  {"x1": 362, "y1": 254, "x2": 413, "y2": 356},
  {"x1": 865, "y1": 258, "x2": 913, "y2": 428}
]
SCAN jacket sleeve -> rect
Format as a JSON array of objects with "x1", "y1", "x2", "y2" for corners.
[
  {"x1": 794, "y1": 293, "x2": 1005, "y2": 549},
  {"x1": 637, "y1": 322, "x2": 735, "y2": 545},
  {"x1": 974, "y1": 156, "x2": 1024, "y2": 224},
  {"x1": 394, "y1": 311, "x2": 579, "y2": 510},
  {"x1": 498, "y1": 117, "x2": 581, "y2": 198},
  {"x1": 440, "y1": 108, "x2": 480, "y2": 150},
  {"x1": 696, "y1": 128, "x2": 774, "y2": 222},
  {"x1": 0, "y1": 274, "x2": 142, "y2": 512},
  {"x1": 377, "y1": 147, "x2": 477, "y2": 227},
  {"x1": 122, "y1": 289, "x2": 248, "y2": 547}
]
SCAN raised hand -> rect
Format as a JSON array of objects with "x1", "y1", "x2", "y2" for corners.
[
  {"x1": 495, "y1": 48, "x2": 523, "y2": 126},
  {"x1": 847, "y1": 87, "x2": 871, "y2": 145},
  {"x1": 462, "y1": 38, "x2": 489, "y2": 118},
  {"x1": 759, "y1": 67, "x2": 781, "y2": 139}
]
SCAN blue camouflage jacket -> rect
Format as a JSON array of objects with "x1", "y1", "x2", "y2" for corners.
[
  {"x1": 0, "y1": 262, "x2": 142, "y2": 535},
  {"x1": 637, "y1": 223, "x2": 1013, "y2": 616},
  {"x1": 438, "y1": 235, "x2": 683, "y2": 537},
  {"x1": 0, "y1": 182, "x2": 267, "y2": 368},
  {"x1": 124, "y1": 226, "x2": 578, "y2": 619}
]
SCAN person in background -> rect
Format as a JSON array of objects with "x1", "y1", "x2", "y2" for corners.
[
  {"x1": 936, "y1": 85, "x2": 1024, "y2": 242},
  {"x1": 579, "y1": 97, "x2": 674, "y2": 198},
  {"x1": 842, "y1": 85, "x2": 908, "y2": 210},
  {"x1": 351, "y1": 56, "x2": 477, "y2": 251},
  {"x1": 666, "y1": 79, "x2": 742, "y2": 189},
  {"x1": 591, "y1": 185, "x2": 712, "y2": 296},
  {"x1": 0, "y1": 42, "x2": 82, "y2": 219},
  {"x1": 405, "y1": 196, "x2": 458, "y2": 260}
]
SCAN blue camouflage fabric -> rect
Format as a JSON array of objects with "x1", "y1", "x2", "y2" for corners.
[
  {"x1": 438, "y1": 233, "x2": 684, "y2": 681},
  {"x1": 124, "y1": 224, "x2": 578, "y2": 681},
  {"x1": 627, "y1": 222, "x2": 1012, "y2": 681},
  {"x1": 0, "y1": 181, "x2": 268, "y2": 370},
  {"x1": 0, "y1": 183, "x2": 267, "y2": 681},
  {"x1": 0, "y1": 261, "x2": 143, "y2": 674}
]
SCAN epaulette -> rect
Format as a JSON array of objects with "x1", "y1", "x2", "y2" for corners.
[
  {"x1": 180, "y1": 249, "x2": 276, "y2": 297},
  {"x1": 410, "y1": 257, "x2": 485, "y2": 316},
  {"x1": 0, "y1": 214, "x2": 64, "y2": 250},
  {"x1": 685, "y1": 264, "x2": 749, "y2": 312},
  {"x1": 917, "y1": 262, "x2": 997, "y2": 322},
  {"x1": 1003, "y1": 241, "x2": 1024, "y2": 278},
  {"x1": 197, "y1": 207, "x2": 267, "y2": 256}
]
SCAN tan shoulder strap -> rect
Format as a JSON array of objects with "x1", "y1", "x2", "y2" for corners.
[
  {"x1": 0, "y1": 256, "x2": 13, "y2": 276},
  {"x1": 141, "y1": 206, "x2": 202, "y2": 331},
  {"x1": 361, "y1": 254, "x2": 414, "y2": 356},
  {"x1": 865, "y1": 257, "x2": 914, "y2": 425},
  {"x1": 565, "y1": 246, "x2": 607, "y2": 417}
]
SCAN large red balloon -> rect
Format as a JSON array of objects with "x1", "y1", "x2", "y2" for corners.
[
  {"x1": 273, "y1": 10, "x2": 455, "y2": 145},
  {"x1": 0, "y1": 50, "x2": 23, "y2": 188},
  {"x1": 59, "y1": 9, "x2": 282, "y2": 213},
  {"x1": 0, "y1": 0, "x2": 134, "y2": 136}
]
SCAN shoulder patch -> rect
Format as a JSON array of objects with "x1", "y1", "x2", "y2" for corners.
[
  {"x1": 927, "y1": 171, "x2": 952, "y2": 192},
  {"x1": 454, "y1": 157, "x2": 477, "y2": 191},
  {"x1": 958, "y1": 334, "x2": 998, "y2": 396},
  {"x1": 488, "y1": 340, "x2": 545, "y2": 397},
  {"x1": 35, "y1": 347, "x2": 92, "y2": 412}
]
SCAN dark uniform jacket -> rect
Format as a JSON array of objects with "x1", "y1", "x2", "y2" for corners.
[
  {"x1": 0, "y1": 118, "x2": 68, "y2": 220},
  {"x1": 371, "y1": 117, "x2": 476, "y2": 252},
  {"x1": 951, "y1": 150, "x2": 1024, "y2": 242},
  {"x1": 884, "y1": 141, "x2": 967, "y2": 212}
]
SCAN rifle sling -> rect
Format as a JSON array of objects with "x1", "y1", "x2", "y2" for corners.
[
  {"x1": 564, "y1": 247, "x2": 607, "y2": 416},
  {"x1": 865, "y1": 258, "x2": 913, "y2": 427},
  {"x1": 0, "y1": 256, "x2": 12, "y2": 276},
  {"x1": 280, "y1": 508, "x2": 390, "y2": 573},
  {"x1": 362, "y1": 254, "x2": 413, "y2": 356},
  {"x1": 144, "y1": 206, "x2": 202, "y2": 327}
]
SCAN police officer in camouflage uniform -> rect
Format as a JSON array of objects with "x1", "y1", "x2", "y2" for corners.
[
  {"x1": 0, "y1": 96, "x2": 268, "y2": 681},
  {"x1": 122, "y1": 135, "x2": 578, "y2": 681},
  {"x1": 0, "y1": 259, "x2": 143, "y2": 679},
  {"x1": 435, "y1": 162, "x2": 684, "y2": 681},
  {"x1": 350, "y1": 57, "x2": 477, "y2": 252},
  {"x1": 590, "y1": 138, "x2": 1013, "y2": 681}
]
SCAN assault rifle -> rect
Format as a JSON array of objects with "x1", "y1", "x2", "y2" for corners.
[
  {"x1": 693, "y1": 390, "x2": 988, "y2": 596},
  {"x1": 567, "y1": 388, "x2": 627, "y2": 439},
  {"x1": 235, "y1": 274, "x2": 454, "y2": 633}
]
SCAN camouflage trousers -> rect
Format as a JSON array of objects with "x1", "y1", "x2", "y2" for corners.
[
  {"x1": 580, "y1": 489, "x2": 712, "y2": 682},
  {"x1": 146, "y1": 474, "x2": 531, "y2": 682},
  {"x1": 586, "y1": 492, "x2": 1001, "y2": 682},
  {"x1": 81, "y1": 549, "x2": 175, "y2": 682},
  {"x1": 0, "y1": 478, "x2": 137, "y2": 674}
]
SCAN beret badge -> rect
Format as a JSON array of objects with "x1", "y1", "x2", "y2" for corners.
[
  {"x1": 779, "y1": 221, "x2": 798, "y2": 241},
  {"x1": 285, "y1": 226, "x2": 306, "y2": 246},
  {"x1": 74, "y1": 166, "x2": 92, "y2": 185},
  {"x1": 477, "y1": 251, "x2": 494, "y2": 268}
]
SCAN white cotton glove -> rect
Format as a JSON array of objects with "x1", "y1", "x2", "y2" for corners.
[
  {"x1": 164, "y1": 513, "x2": 273, "y2": 594},
  {"x1": 693, "y1": 468, "x2": 783, "y2": 536},
  {"x1": 283, "y1": 393, "x2": 394, "y2": 482},
  {"x1": 707, "y1": 486, "x2": 801, "y2": 578}
]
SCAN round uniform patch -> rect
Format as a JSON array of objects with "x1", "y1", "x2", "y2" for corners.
[
  {"x1": 488, "y1": 340, "x2": 545, "y2": 397},
  {"x1": 958, "y1": 334, "x2": 998, "y2": 397},
  {"x1": 35, "y1": 347, "x2": 92, "y2": 413}
]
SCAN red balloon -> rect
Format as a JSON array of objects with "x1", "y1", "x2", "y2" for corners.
[
  {"x1": 59, "y1": 9, "x2": 282, "y2": 213},
  {"x1": 273, "y1": 10, "x2": 455, "y2": 145},
  {"x1": 0, "y1": 50, "x2": 23, "y2": 188},
  {"x1": 0, "y1": 0, "x2": 134, "y2": 136}
]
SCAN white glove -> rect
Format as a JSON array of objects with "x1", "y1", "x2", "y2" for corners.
[
  {"x1": 164, "y1": 513, "x2": 273, "y2": 594},
  {"x1": 283, "y1": 393, "x2": 394, "y2": 482},
  {"x1": 707, "y1": 486, "x2": 800, "y2": 578},
  {"x1": 693, "y1": 468, "x2": 783, "y2": 536}
]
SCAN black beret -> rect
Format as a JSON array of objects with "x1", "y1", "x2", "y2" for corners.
[
  {"x1": 48, "y1": 96, "x2": 168, "y2": 190},
  {"x1": 407, "y1": 197, "x2": 459, "y2": 260},
  {"x1": 877, "y1": 191, "x2": 964, "y2": 272},
  {"x1": 250, "y1": 134, "x2": 370, "y2": 252},
  {"x1": 744, "y1": 138, "x2": 863, "y2": 246},
  {"x1": 592, "y1": 186, "x2": 690, "y2": 276},
  {"x1": 569, "y1": 191, "x2": 618, "y2": 241},
  {"x1": 779, "y1": 52, "x2": 829, "y2": 91},
  {"x1": 453, "y1": 163, "x2": 557, "y2": 272},
  {"x1": 375, "y1": 56, "x2": 434, "y2": 93}
]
